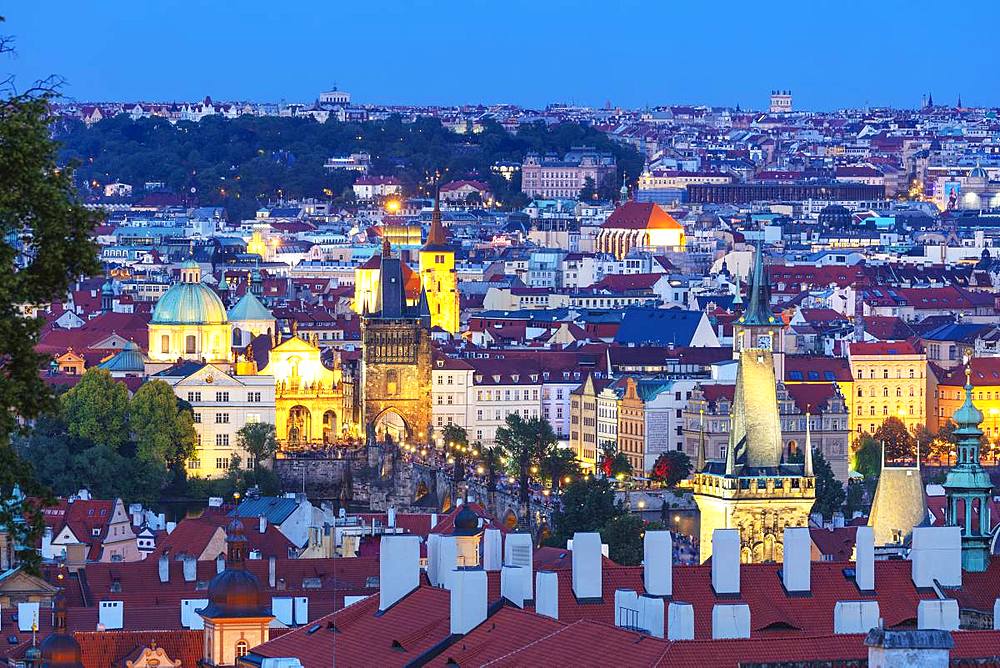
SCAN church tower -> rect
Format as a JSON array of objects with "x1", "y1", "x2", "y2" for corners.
[
  {"x1": 942, "y1": 356, "x2": 993, "y2": 572},
  {"x1": 418, "y1": 191, "x2": 460, "y2": 334},
  {"x1": 693, "y1": 245, "x2": 814, "y2": 564},
  {"x1": 733, "y1": 236, "x2": 784, "y2": 379}
]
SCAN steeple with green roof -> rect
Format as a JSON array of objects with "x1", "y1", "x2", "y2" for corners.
[{"x1": 942, "y1": 355, "x2": 993, "y2": 572}]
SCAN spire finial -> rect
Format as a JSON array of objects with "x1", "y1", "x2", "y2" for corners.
[
  {"x1": 804, "y1": 408, "x2": 814, "y2": 477},
  {"x1": 696, "y1": 408, "x2": 706, "y2": 472}
]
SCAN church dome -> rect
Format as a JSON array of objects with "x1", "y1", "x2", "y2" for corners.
[
  {"x1": 452, "y1": 504, "x2": 481, "y2": 536},
  {"x1": 969, "y1": 162, "x2": 988, "y2": 180},
  {"x1": 39, "y1": 634, "x2": 83, "y2": 668},
  {"x1": 152, "y1": 262, "x2": 228, "y2": 325},
  {"x1": 197, "y1": 519, "x2": 270, "y2": 619}
]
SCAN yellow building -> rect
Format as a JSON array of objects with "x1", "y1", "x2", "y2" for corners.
[
  {"x1": 847, "y1": 341, "x2": 927, "y2": 436},
  {"x1": 148, "y1": 260, "x2": 231, "y2": 365},
  {"x1": 352, "y1": 239, "x2": 422, "y2": 315},
  {"x1": 933, "y1": 357, "x2": 1000, "y2": 441},
  {"x1": 259, "y1": 334, "x2": 348, "y2": 446},
  {"x1": 418, "y1": 196, "x2": 460, "y2": 333}
]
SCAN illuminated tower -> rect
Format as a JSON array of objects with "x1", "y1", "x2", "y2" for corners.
[
  {"x1": 418, "y1": 192, "x2": 460, "y2": 334},
  {"x1": 942, "y1": 356, "x2": 993, "y2": 572},
  {"x1": 733, "y1": 236, "x2": 784, "y2": 379}
]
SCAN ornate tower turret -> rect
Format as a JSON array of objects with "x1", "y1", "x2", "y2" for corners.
[
  {"x1": 418, "y1": 188, "x2": 459, "y2": 333},
  {"x1": 942, "y1": 355, "x2": 993, "y2": 572}
]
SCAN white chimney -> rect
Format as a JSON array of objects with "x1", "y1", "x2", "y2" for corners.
[
  {"x1": 379, "y1": 535, "x2": 420, "y2": 612},
  {"x1": 182, "y1": 555, "x2": 197, "y2": 582},
  {"x1": 711, "y1": 529, "x2": 740, "y2": 595},
  {"x1": 614, "y1": 589, "x2": 639, "y2": 629},
  {"x1": 503, "y1": 532, "x2": 534, "y2": 600},
  {"x1": 158, "y1": 553, "x2": 169, "y2": 583},
  {"x1": 268, "y1": 556, "x2": 277, "y2": 588},
  {"x1": 571, "y1": 532, "x2": 602, "y2": 600},
  {"x1": 430, "y1": 512, "x2": 438, "y2": 530},
  {"x1": 535, "y1": 571, "x2": 558, "y2": 620},
  {"x1": 483, "y1": 528, "x2": 502, "y2": 571},
  {"x1": 426, "y1": 533, "x2": 442, "y2": 587},
  {"x1": 180, "y1": 599, "x2": 208, "y2": 630},
  {"x1": 640, "y1": 596, "x2": 665, "y2": 639},
  {"x1": 98, "y1": 601, "x2": 123, "y2": 630},
  {"x1": 854, "y1": 526, "x2": 875, "y2": 591},
  {"x1": 501, "y1": 565, "x2": 524, "y2": 608},
  {"x1": 833, "y1": 600, "x2": 880, "y2": 634},
  {"x1": 450, "y1": 568, "x2": 487, "y2": 635},
  {"x1": 911, "y1": 527, "x2": 962, "y2": 588},
  {"x1": 711, "y1": 603, "x2": 751, "y2": 639},
  {"x1": 994, "y1": 599, "x2": 1000, "y2": 630},
  {"x1": 917, "y1": 599, "x2": 960, "y2": 631},
  {"x1": 259, "y1": 516, "x2": 267, "y2": 534},
  {"x1": 387, "y1": 506, "x2": 397, "y2": 529},
  {"x1": 215, "y1": 554, "x2": 226, "y2": 574},
  {"x1": 782, "y1": 527, "x2": 811, "y2": 593},
  {"x1": 667, "y1": 602, "x2": 695, "y2": 640},
  {"x1": 438, "y1": 536, "x2": 459, "y2": 589},
  {"x1": 643, "y1": 530, "x2": 672, "y2": 597}
]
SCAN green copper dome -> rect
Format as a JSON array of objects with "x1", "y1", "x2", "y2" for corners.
[{"x1": 152, "y1": 262, "x2": 229, "y2": 325}]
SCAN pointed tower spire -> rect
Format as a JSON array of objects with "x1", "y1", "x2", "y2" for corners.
[
  {"x1": 424, "y1": 185, "x2": 448, "y2": 249},
  {"x1": 619, "y1": 172, "x2": 629, "y2": 205},
  {"x1": 696, "y1": 408, "x2": 706, "y2": 472},
  {"x1": 724, "y1": 432, "x2": 736, "y2": 475},
  {"x1": 732, "y1": 278, "x2": 743, "y2": 306},
  {"x1": 740, "y1": 236, "x2": 774, "y2": 327},
  {"x1": 804, "y1": 409, "x2": 814, "y2": 477}
]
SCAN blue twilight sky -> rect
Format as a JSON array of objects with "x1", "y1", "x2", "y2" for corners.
[{"x1": 3, "y1": 0, "x2": 999, "y2": 111}]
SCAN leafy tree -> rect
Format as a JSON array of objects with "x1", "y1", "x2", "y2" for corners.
[
  {"x1": 441, "y1": 423, "x2": 469, "y2": 485},
  {"x1": 495, "y1": 413, "x2": 557, "y2": 520},
  {"x1": 236, "y1": 422, "x2": 279, "y2": 467},
  {"x1": 540, "y1": 447, "x2": 579, "y2": 492},
  {"x1": 873, "y1": 417, "x2": 915, "y2": 464},
  {"x1": 548, "y1": 476, "x2": 621, "y2": 547},
  {"x1": 478, "y1": 444, "x2": 503, "y2": 504},
  {"x1": 650, "y1": 451, "x2": 691, "y2": 487},
  {"x1": 600, "y1": 441, "x2": 633, "y2": 479},
  {"x1": 600, "y1": 513, "x2": 645, "y2": 566},
  {"x1": 811, "y1": 449, "x2": 845, "y2": 521},
  {"x1": 130, "y1": 380, "x2": 197, "y2": 469},
  {"x1": 60, "y1": 368, "x2": 130, "y2": 451},
  {"x1": 853, "y1": 436, "x2": 881, "y2": 479},
  {"x1": 578, "y1": 176, "x2": 598, "y2": 201},
  {"x1": 844, "y1": 479, "x2": 866, "y2": 518}
]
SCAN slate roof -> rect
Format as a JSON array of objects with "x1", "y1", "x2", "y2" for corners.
[
  {"x1": 229, "y1": 496, "x2": 301, "y2": 525},
  {"x1": 614, "y1": 307, "x2": 704, "y2": 346}
]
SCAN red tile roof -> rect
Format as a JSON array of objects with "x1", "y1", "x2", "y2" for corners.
[
  {"x1": 601, "y1": 201, "x2": 682, "y2": 231},
  {"x1": 849, "y1": 340, "x2": 918, "y2": 356}
]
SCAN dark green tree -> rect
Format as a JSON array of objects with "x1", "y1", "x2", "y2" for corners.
[
  {"x1": 548, "y1": 476, "x2": 621, "y2": 547},
  {"x1": 441, "y1": 423, "x2": 470, "y2": 485},
  {"x1": 578, "y1": 176, "x2": 598, "y2": 201},
  {"x1": 236, "y1": 422, "x2": 280, "y2": 467},
  {"x1": 811, "y1": 449, "x2": 846, "y2": 521},
  {"x1": 600, "y1": 513, "x2": 645, "y2": 566},
  {"x1": 853, "y1": 436, "x2": 881, "y2": 480},
  {"x1": 478, "y1": 444, "x2": 503, "y2": 505},
  {"x1": 844, "y1": 479, "x2": 866, "y2": 518},
  {"x1": 495, "y1": 413, "x2": 557, "y2": 519},
  {"x1": 540, "y1": 447, "x2": 579, "y2": 492},
  {"x1": 60, "y1": 368, "x2": 130, "y2": 451},
  {"x1": 130, "y1": 379, "x2": 197, "y2": 469},
  {"x1": 873, "y1": 417, "x2": 915, "y2": 464}
]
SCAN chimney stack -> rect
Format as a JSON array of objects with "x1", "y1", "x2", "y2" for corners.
[
  {"x1": 833, "y1": 600, "x2": 880, "y2": 634},
  {"x1": 535, "y1": 571, "x2": 559, "y2": 620},
  {"x1": 571, "y1": 532, "x2": 602, "y2": 600},
  {"x1": 854, "y1": 526, "x2": 875, "y2": 591},
  {"x1": 259, "y1": 516, "x2": 267, "y2": 534},
  {"x1": 640, "y1": 596, "x2": 665, "y2": 639},
  {"x1": 450, "y1": 569, "x2": 487, "y2": 635},
  {"x1": 379, "y1": 535, "x2": 420, "y2": 612},
  {"x1": 387, "y1": 506, "x2": 397, "y2": 529},
  {"x1": 782, "y1": 527, "x2": 811, "y2": 593},
  {"x1": 917, "y1": 600, "x2": 960, "y2": 631},
  {"x1": 182, "y1": 555, "x2": 197, "y2": 582},
  {"x1": 667, "y1": 602, "x2": 695, "y2": 640},
  {"x1": 911, "y1": 527, "x2": 962, "y2": 588},
  {"x1": 158, "y1": 553, "x2": 170, "y2": 583},
  {"x1": 712, "y1": 603, "x2": 751, "y2": 639},
  {"x1": 500, "y1": 565, "x2": 524, "y2": 608},
  {"x1": 268, "y1": 555, "x2": 277, "y2": 588},
  {"x1": 711, "y1": 529, "x2": 740, "y2": 595},
  {"x1": 643, "y1": 530, "x2": 672, "y2": 597},
  {"x1": 483, "y1": 528, "x2": 502, "y2": 571},
  {"x1": 503, "y1": 532, "x2": 534, "y2": 600}
]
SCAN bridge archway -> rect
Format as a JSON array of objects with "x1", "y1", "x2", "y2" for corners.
[{"x1": 370, "y1": 407, "x2": 410, "y2": 444}]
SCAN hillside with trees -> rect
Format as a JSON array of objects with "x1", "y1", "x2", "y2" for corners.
[{"x1": 54, "y1": 115, "x2": 644, "y2": 220}]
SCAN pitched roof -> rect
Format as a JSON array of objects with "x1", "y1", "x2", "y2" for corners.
[
  {"x1": 601, "y1": 201, "x2": 682, "y2": 230},
  {"x1": 614, "y1": 308, "x2": 705, "y2": 347}
]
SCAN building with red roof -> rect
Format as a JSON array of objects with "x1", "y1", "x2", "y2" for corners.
[{"x1": 595, "y1": 201, "x2": 685, "y2": 259}]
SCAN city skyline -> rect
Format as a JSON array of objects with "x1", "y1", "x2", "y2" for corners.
[{"x1": 5, "y1": 0, "x2": 1000, "y2": 110}]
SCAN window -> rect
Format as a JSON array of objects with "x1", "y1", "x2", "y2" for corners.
[
  {"x1": 161, "y1": 335, "x2": 170, "y2": 353},
  {"x1": 187, "y1": 391, "x2": 202, "y2": 402},
  {"x1": 215, "y1": 391, "x2": 229, "y2": 402},
  {"x1": 216, "y1": 434, "x2": 230, "y2": 447},
  {"x1": 185, "y1": 335, "x2": 196, "y2": 354},
  {"x1": 193, "y1": 412, "x2": 201, "y2": 424},
  {"x1": 216, "y1": 457, "x2": 228, "y2": 470},
  {"x1": 215, "y1": 413, "x2": 230, "y2": 424},
  {"x1": 187, "y1": 458, "x2": 201, "y2": 469},
  {"x1": 248, "y1": 391, "x2": 261, "y2": 403}
]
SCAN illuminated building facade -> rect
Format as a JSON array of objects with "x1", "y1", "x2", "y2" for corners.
[
  {"x1": 932, "y1": 357, "x2": 1000, "y2": 443},
  {"x1": 418, "y1": 196, "x2": 460, "y2": 333},
  {"x1": 847, "y1": 341, "x2": 927, "y2": 436},
  {"x1": 352, "y1": 240, "x2": 421, "y2": 315},
  {"x1": 258, "y1": 334, "x2": 347, "y2": 446},
  {"x1": 360, "y1": 246, "x2": 433, "y2": 442},
  {"x1": 692, "y1": 246, "x2": 815, "y2": 563},
  {"x1": 148, "y1": 260, "x2": 232, "y2": 366},
  {"x1": 594, "y1": 201, "x2": 686, "y2": 259}
]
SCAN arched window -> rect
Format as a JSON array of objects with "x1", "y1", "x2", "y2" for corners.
[
  {"x1": 883, "y1": 387, "x2": 889, "y2": 398},
  {"x1": 896, "y1": 387, "x2": 902, "y2": 397},
  {"x1": 232, "y1": 327, "x2": 242, "y2": 346},
  {"x1": 235, "y1": 640, "x2": 249, "y2": 658},
  {"x1": 161, "y1": 335, "x2": 170, "y2": 353}
]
